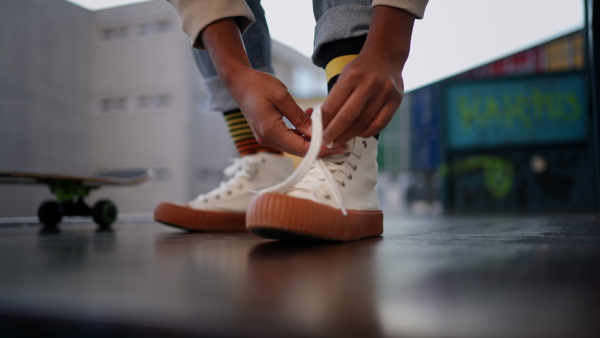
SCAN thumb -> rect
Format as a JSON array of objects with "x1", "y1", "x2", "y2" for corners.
[{"x1": 273, "y1": 92, "x2": 313, "y2": 137}]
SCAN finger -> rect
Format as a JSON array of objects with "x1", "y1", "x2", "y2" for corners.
[
  {"x1": 287, "y1": 130, "x2": 343, "y2": 157},
  {"x1": 333, "y1": 94, "x2": 385, "y2": 146},
  {"x1": 358, "y1": 100, "x2": 400, "y2": 138},
  {"x1": 268, "y1": 123, "x2": 311, "y2": 157},
  {"x1": 271, "y1": 130, "x2": 343, "y2": 158},
  {"x1": 272, "y1": 91, "x2": 313, "y2": 137},
  {"x1": 322, "y1": 83, "x2": 374, "y2": 145},
  {"x1": 317, "y1": 145, "x2": 344, "y2": 157},
  {"x1": 333, "y1": 83, "x2": 397, "y2": 144},
  {"x1": 320, "y1": 76, "x2": 356, "y2": 129},
  {"x1": 292, "y1": 128, "x2": 312, "y2": 143}
]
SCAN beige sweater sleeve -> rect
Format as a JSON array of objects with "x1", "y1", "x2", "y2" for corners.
[
  {"x1": 166, "y1": 0, "x2": 255, "y2": 49},
  {"x1": 372, "y1": 0, "x2": 429, "y2": 19}
]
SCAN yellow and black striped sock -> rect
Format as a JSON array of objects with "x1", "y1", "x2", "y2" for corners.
[
  {"x1": 321, "y1": 36, "x2": 379, "y2": 140},
  {"x1": 326, "y1": 54, "x2": 358, "y2": 91},
  {"x1": 223, "y1": 109, "x2": 282, "y2": 157},
  {"x1": 321, "y1": 36, "x2": 367, "y2": 92}
]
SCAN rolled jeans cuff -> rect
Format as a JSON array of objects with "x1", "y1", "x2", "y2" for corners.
[{"x1": 312, "y1": 4, "x2": 372, "y2": 68}]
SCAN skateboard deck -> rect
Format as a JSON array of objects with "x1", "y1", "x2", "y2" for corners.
[
  {"x1": 0, "y1": 169, "x2": 152, "y2": 228},
  {"x1": 0, "y1": 169, "x2": 151, "y2": 186}
]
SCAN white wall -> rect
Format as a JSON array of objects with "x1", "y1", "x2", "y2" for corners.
[
  {"x1": 0, "y1": 0, "x2": 93, "y2": 217},
  {"x1": 89, "y1": 0, "x2": 198, "y2": 212}
]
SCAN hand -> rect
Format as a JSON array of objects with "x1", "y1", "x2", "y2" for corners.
[
  {"x1": 201, "y1": 18, "x2": 342, "y2": 157},
  {"x1": 229, "y1": 68, "x2": 343, "y2": 157},
  {"x1": 319, "y1": 5, "x2": 415, "y2": 146},
  {"x1": 321, "y1": 54, "x2": 404, "y2": 146},
  {"x1": 230, "y1": 68, "x2": 311, "y2": 156}
]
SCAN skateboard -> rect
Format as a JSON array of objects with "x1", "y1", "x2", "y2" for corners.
[{"x1": 0, "y1": 169, "x2": 152, "y2": 228}]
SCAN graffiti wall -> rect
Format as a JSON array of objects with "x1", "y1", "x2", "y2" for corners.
[
  {"x1": 443, "y1": 71, "x2": 595, "y2": 213},
  {"x1": 443, "y1": 147, "x2": 596, "y2": 213},
  {"x1": 445, "y1": 72, "x2": 586, "y2": 150}
]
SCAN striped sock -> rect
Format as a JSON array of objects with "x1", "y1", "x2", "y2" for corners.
[
  {"x1": 321, "y1": 36, "x2": 379, "y2": 140},
  {"x1": 326, "y1": 54, "x2": 358, "y2": 91},
  {"x1": 223, "y1": 109, "x2": 283, "y2": 156},
  {"x1": 322, "y1": 36, "x2": 367, "y2": 92}
]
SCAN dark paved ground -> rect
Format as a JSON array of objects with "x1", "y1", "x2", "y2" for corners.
[{"x1": 0, "y1": 213, "x2": 599, "y2": 338}]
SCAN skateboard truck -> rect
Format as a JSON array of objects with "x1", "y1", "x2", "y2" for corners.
[{"x1": 39, "y1": 182, "x2": 117, "y2": 228}]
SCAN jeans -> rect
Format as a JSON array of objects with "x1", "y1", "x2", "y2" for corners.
[{"x1": 193, "y1": 0, "x2": 372, "y2": 112}]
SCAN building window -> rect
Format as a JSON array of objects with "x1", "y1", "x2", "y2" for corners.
[
  {"x1": 157, "y1": 94, "x2": 170, "y2": 106},
  {"x1": 138, "y1": 20, "x2": 171, "y2": 35},
  {"x1": 100, "y1": 26, "x2": 128, "y2": 41},
  {"x1": 100, "y1": 97, "x2": 128, "y2": 113},
  {"x1": 137, "y1": 94, "x2": 171, "y2": 109}
]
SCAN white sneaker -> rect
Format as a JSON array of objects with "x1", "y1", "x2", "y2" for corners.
[
  {"x1": 246, "y1": 106, "x2": 383, "y2": 241},
  {"x1": 154, "y1": 152, "x2": 294, "y2": 231}
]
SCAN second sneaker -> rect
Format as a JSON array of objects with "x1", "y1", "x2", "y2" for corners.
[{"x1": 154, "y1": 152, "x2": 294, "y2": 231}]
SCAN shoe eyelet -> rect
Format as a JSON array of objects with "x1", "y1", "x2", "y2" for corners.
[
  {"x1": 351, "y1": 164, "x2": 357, "y2": 171},
  {"x1": 324, "y1": 195, "x2": 331, "y2": 200},
  {"x1": 362, "y1": 140, "x2": 367, "y2": 148},
  {"x1": 203, "y1": 198, "x2": 208, "y2": 203},
  {"x1": 227, "y1": 191, "x2": 232, "y2": 195},
  {"x1": 339, "y1": 181, "x2": 346, "y2": 188},
  {"x1": 348, "y1": 174, "x2": 352, "y2": 180},
  {"x1": 215, "y1": 195, "x2": 220, "y2": 199},
  {"x1": 261, "y1": 158, "x2": 266, "y2": 164}
]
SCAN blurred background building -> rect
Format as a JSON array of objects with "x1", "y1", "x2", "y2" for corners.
[{"x1": 378, "y1": 30, "x2": 596, "y2": 214}]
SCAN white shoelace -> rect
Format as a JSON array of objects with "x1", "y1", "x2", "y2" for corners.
[
  {"x1": 192, "y1": 157, "x2": 259, "y2": 203},
  {"x1": 258, "y1": 105, "x2": 351, "y2": 216}
]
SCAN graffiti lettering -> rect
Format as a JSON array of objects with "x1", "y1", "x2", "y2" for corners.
[{"x1": 457, "y1": 89, "x2": 582, "y2": 133}]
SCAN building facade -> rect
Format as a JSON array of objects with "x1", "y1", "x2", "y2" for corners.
[{"x1": 0, "y1": 0, "x2": 327, "y2": 218}]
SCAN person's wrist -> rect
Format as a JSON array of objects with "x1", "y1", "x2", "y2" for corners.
[
  {"x1": 357, "y1": 48, "x2": 407, "y2": 74},
  {"x1": 221, "y1": 64, "x2": 253, "y2": 93},
  {"x1": 361, "y1": 5, "x2": 414, "y2": 71}
]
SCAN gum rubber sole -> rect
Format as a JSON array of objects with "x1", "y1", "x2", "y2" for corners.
[
  {"x1": 154, "y1": 202, "x2": 246, "y2": 231},
  {"x1": 246, "y1": 193, "x2": 383, "y2": 242}
]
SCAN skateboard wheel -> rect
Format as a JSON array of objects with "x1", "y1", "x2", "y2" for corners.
[
  {"x1": 92, "y1": 199, "x2": 118, "y2": 227},
  {"x1": 38, "y1": 201, "x2": 63, "y2": 225}
]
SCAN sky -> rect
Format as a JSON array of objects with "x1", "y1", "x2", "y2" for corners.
[{"x1": 67, "y1": 0, "x2": 585, "y2": 91}]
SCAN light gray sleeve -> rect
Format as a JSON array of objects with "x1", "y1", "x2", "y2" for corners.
[
  {"x1": 166, "y1": 0, "x2": 255, "y2": 49},
  {"x1": 372, "y1": 0, "x2": 429, "y2": 19}
]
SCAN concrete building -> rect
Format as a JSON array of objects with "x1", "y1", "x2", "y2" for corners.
[
  {"x1": 0, "y1": 0, "x2": 93, "y2": 217},
  {"x1": 0, "y1": 0, "x2": 327, "y2": 218}
]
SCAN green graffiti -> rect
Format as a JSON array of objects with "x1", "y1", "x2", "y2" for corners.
[
  {"x1": 458, "y1": 95, "x2": 480, "y2": 132},
  {"x1": 457, "y1": 88, "x2": 583, "y2": 132},
  {"x1": 438, "y1": 155, "x2": 514, "y2": 199},
  {"x1": 503, "y1": 92, "x2": 532, "y2": 129}
]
